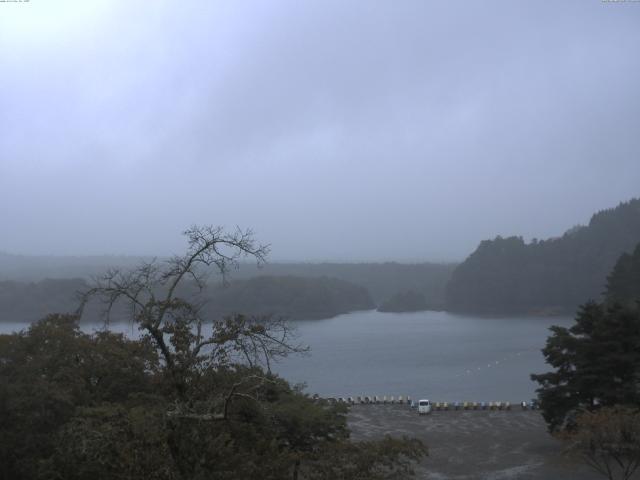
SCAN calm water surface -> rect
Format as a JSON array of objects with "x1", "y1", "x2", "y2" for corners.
[
  {"x1": 1, "y1": 310, "x2": 572, "y2": 403},
  {"x1": 274, "y1": 310, "x2": 572, "y2": 403}
]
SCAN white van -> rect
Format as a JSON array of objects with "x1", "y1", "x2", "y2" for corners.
[{"x1": 418, "y1": 399, "x2": 432, "y2": 415}]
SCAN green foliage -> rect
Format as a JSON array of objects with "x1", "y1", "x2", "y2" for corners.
[
  {"x1": 230, "y1": 262, "x2": 456, "y2": 306},
  {"x1": 206, "y1": 275, "x2": 375, "y2": 320},
  {"x1": 1, "y1": 227, "x2": 426, "y2": 479},
  {"x1": 562, "y1": 406, "x2": 640, "y2": 480},
  {"x1": 0, "y1": 274, "x2": 375, "y2": 323},
  {"x1": 1, "y1": 314, "x2": 426, "y2": 479},
  {"x1": 0, "y1": 254, "x2": 457, "y2": 311},
  {"x1": 377, "y1": 290, "x2": 430, "y2": 312},
  {"x1": 0, "y1": 314, "x2": 159, "y2": 480},
  {"x1": 531, "y1": 302, "x2": 640, "y2": 432},
  {"x1": 301, "y1": 436, "x2": 427, "y2": 479},
  {"x1": 605, "y1": 242, "x2": 640, "y2": 309},
  {"x1": 447, "y1": 198, "x2": 640, "y2": 313},
  {"x1": 0, "y1": 263, "x2": 457, "y2": 323},
  {"x1": 0, "y1": 278, "x2": 86, "y2": 322},
  {"x1": 46, "y1": 403, "x2": 174, "y2": 480}
]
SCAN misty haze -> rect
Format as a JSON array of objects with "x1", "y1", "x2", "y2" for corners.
[{"x1": 1, "y1": 2, "x2": 640, "y2": 480}]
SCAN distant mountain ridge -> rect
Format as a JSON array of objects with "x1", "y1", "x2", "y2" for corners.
[
  {"x1": 0, "y1": 253, "x2": 150, "y2": 282},
  {"x1": 0, "y1": 278, "x2": 86, "y2": 323},
  {"x1": 446, "y1": 198, "x2": 640, "y2": 314},
  {"x1": 0, "y1": 253, "x2": 456, "y2": 307},
  {"x1": 231, "y1": 262, "x2": 456, "y2": 305}
]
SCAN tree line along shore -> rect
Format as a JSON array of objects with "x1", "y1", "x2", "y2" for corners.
[{"x1": 2, "y1": 198, "x2": 639, "y2": 320}]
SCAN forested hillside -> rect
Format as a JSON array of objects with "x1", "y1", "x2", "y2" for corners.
[
  {"x1": 0, "y1": 253, "x2": 146, "y2": 281},
  {"x1": 203, "y1": 275, "x2": 374, "y2": 320},
  {"x1": 605, "y1": 242, "x2": 640, "y2": 308},
  {"x1": 532, "y1": 241, "x2": 640, "y2": 436},
  {"x1": 0, "y1": 255, "x2": 455, "y2": 311},
  {"x1": 377, "y1": 290, "x2": 429, "y2": 313},
  {"x1": 0, "y1": 278, "x2": 85, "y2": 323},
  {"x1": 446, "y1": 198, "x2": 640, "y2": 314},
  {"x1": 233, "y1": 262, "x2": 456, "y2": 305},
  {"x1": 0, "y1": 275, "x2": 374, "y2": 323}
]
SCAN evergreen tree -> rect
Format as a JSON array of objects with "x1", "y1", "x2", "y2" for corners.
[
  {"x1": 377, "y1": 290, "x2": 429, "y2": 312},
  {"x1": 606, "y1": 242, "x2": 640, "y2": 308},
  {"x1": 447, "y1": 198, "x2": 640, "y2": 313},
  {"x1": 531, "y1": 302, "x2": 640, "y2": 432}
]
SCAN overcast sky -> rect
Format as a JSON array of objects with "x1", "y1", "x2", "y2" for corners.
[{"x1": 1, "y1": 1, "x2": 639, "y2": 261}]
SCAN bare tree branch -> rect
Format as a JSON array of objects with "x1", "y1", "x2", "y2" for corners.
[{"x1": 76, "y1": 225, "x2": 303, "y2": 404}]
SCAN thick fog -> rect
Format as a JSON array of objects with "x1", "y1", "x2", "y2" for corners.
[{"x1": 1, "y1": 1, "x2": 639, "y2": 261}]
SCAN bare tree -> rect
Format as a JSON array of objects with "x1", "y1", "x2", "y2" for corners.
[
  {"x1": 78, "y1": 225, "x2": 307, "y2": 401},
  {"x1": 562, "y1": 407, "x2": 640, "y2": 480}
]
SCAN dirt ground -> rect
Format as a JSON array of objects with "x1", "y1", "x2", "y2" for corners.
[{"x1": 347, "y1": 404, "x2": 609, "y2": 480}]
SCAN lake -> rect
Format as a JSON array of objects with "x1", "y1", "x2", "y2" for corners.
[
  {"x1": 275, "y1": 310, "x2": 572, "y2": 403},
  {"x1": 0, "y1": 310, "x2": 573, "y2": 403}
]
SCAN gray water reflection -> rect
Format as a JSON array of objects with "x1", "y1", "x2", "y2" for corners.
[
  {"x1": 272, "y1": 310, "x2": 573, "y2": 403},
  {"x1": 1, "y1": 310, "x2": 573, "y2": 403}
]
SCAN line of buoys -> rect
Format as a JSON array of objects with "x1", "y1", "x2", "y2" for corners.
[
  {"x1": 314, "y1": 396, "x2": 539, "y2": 411},
  {"x1": 430, "y1": 401, "x2": 512, "y2": 411},
  {"x1": 452, "y1": 349, "x2": 539, "y2": 379},
  {"x1": 322, "y1": 395, "x2": 412, "y2": 405}
]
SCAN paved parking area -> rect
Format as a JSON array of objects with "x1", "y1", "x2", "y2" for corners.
[{"x1": 348, "y1": 404, "x2": 605, "y2": 480}]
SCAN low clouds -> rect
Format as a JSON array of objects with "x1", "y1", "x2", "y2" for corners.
[{"x1": 1, "y1": 1, "x2": 639, "y2": 260}]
